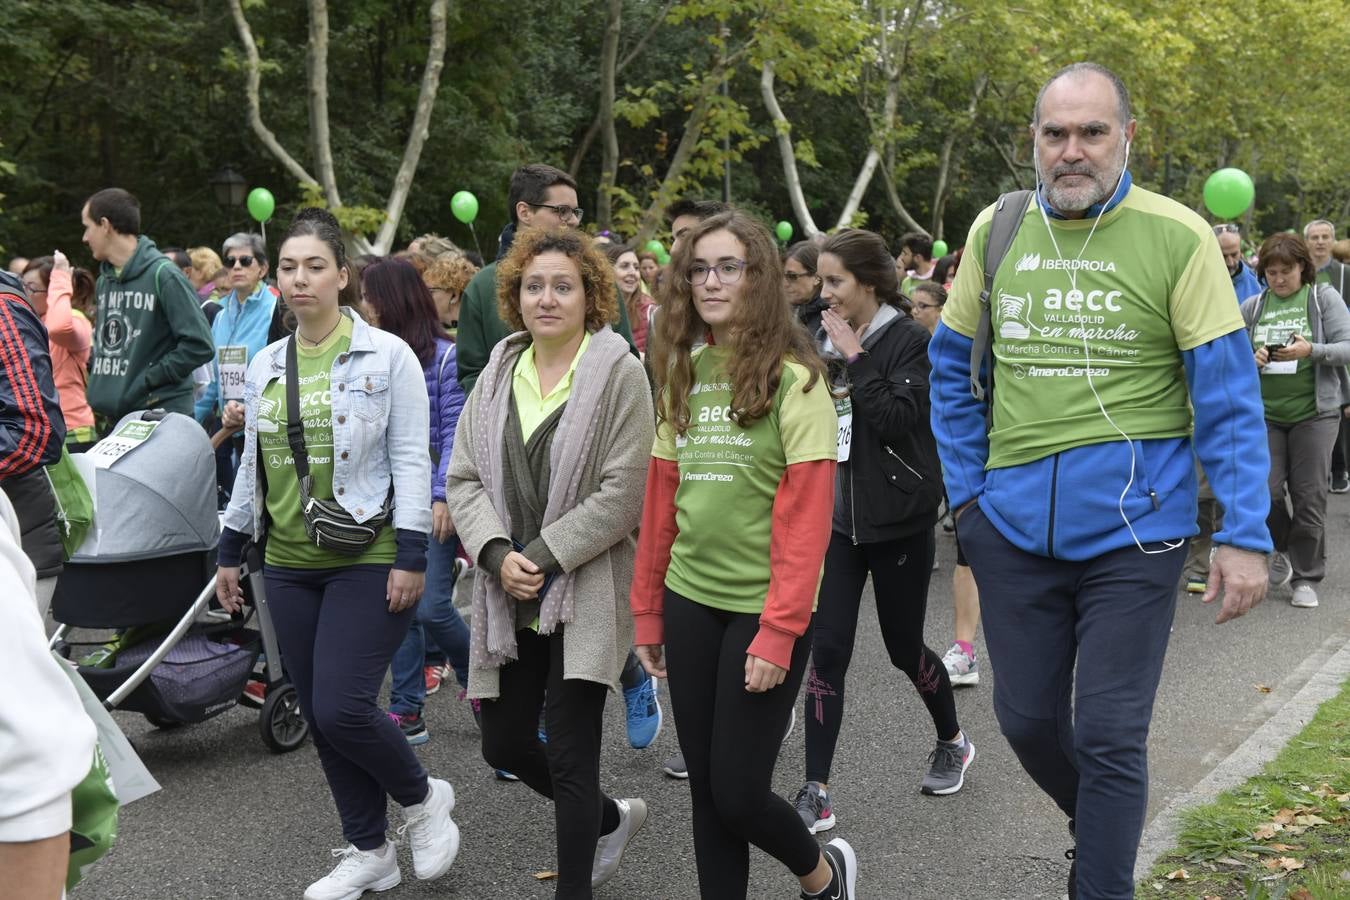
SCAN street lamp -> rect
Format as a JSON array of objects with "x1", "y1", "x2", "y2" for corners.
[{"x1": 210, "y1": 166, "x2": 248, "y2": 209}]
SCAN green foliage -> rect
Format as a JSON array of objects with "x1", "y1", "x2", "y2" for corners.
[{"x1": 0, "y1": 0, "x2": 1344, "y2": 261}]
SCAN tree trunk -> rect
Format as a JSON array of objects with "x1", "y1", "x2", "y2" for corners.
[
  {"x1": 371, "y1": 0, "x2": 449, "y2": 254},
  {"x1": 634, "y1": 75, "x2": 721, "y2": 243},
  {"x1": 229, "y1": 0, "x2": 321, "y2": 189},
  {"x1": 760, "y1": 61, "x2": 820, "y2": 238},
  {"x1": 307, "y1": 0, "x2": 342, "y2": 208},
  {"x1": 568, "y1": 0, "x2": 676, "y2": 180},
  {"x1": 930, "y1": 74, "x2": 987, "y2": 238},
  {"x1": 595, "y1": 0, "x2": 623, "y2": 230}
]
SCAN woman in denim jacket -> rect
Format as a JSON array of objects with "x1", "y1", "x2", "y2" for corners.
[{"x1": 215, "y1": 208, "x2": 461, "y2": 900}]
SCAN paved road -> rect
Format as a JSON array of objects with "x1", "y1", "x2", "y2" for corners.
[{"x1": 77, "y1": 498, "x2": 1350, "y2": 900}]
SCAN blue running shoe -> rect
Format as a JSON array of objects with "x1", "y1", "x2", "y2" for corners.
[{"x1": 624, "y1": 674, "x2": 662, "y2": 749}]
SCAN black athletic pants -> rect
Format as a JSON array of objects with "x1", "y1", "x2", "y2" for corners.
[
  {"x1": 663, "y1": 588, "x2": 820, "y2": 899},
  {"x1": 805, "y1": 529, "x2": 960, "y2": 784},
  {"x1": 479, "y1": 629, "x2": 620, "y2": 899}
]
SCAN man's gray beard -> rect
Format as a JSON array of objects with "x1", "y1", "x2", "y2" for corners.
[{"x1": 1045, "y1": 168, "x2": 1117, "y2": 213}]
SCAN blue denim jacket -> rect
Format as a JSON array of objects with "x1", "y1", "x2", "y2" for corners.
[{"x1": 222, "y1": 308, "x2": 433, "y2": 542}]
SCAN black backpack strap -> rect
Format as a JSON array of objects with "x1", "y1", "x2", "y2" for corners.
[
  {"x1": 284, "y1": 335, "x2": 311, "y2": 484},
  {"x1": 970, "y1": 189, "x2": 1032, "y2": 431}
]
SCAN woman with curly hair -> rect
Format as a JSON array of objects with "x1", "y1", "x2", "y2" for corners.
[
  {"x1": 630, "y1": 210, "x2": 858, "y2": 899},
  {"x1": 446, "y1": 226, "x2": 654, "y2": 898},
  {"x1": 422, "y1": 253, "x2": 478, "y2": 339}
]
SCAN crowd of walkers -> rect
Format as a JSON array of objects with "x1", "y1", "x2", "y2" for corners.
[{"x1": 4, "y1": 60, "x2": 1350, "y2": 900}]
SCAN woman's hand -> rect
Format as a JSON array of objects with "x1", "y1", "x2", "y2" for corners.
[
  {"x1": 821, "y1": 308, "x2": 863, "y2": 359},
  {"x1": 432, "y1": 501, "x2": 455, "y2": 544},
  {"x1": 216, "y1": 566, "x2": 245, "y2": 613},
  {"x1": 1254, "y1": 346, "x2": 1269, "y2": 368},
  {"x1": 222, "y1": 400, "x2": 245, "y2": 429},
  {"x1": 636, "y1": 644, "x2": 667, "y2": 679},
  {"x1": 387, "y1": 568, "x2": 426, "y2": 613},
  {"x1": 1272, "y1": 334, "x2": 1312, "y2": 361},
  {"x1": 500, "y1": 551, "x2": 544, "y2": 600},
  {"x1": 52, "y1": 250, "x2": 71, "y2": 274},
  {"x1": 744, "y1": 654, "x2": 788, "y2": 693}
]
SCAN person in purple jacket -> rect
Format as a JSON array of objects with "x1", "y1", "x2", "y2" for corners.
[{"x1": 361, "y1": 257, "x2": 470, "y2": 745}]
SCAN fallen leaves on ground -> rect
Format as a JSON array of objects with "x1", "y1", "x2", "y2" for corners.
[
  {"x1": 533, "y1": 871, "x2": 558, "y2": 880},
  {"x1": 1254, "y1": 684, "x2": 1273, "y2": 693},
  {"x1": 1288, "y1": 889, "x2": 1314, "y2": 900},
  {"x1": 1254, "y1": 823, "x2": 1282, "y2": 840},
  {"x1": 1262, "y1": 856, "x2": 1306, "y2": 873},
  {"x1": 1165, "y1": 869, "x2": 1189, "y2": 880}
]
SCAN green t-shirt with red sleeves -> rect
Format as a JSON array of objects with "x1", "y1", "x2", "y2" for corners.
[
  {"x1": 1250, "y1": 286, "x2": 1317, "y2": 424},
  {"x1": 943, "y1": 186, "x2": 1246, "y2": 469},
  {"x1": 257, "y1": 316, "x2": 397, "y2": 568},
  {"x1": 653, "y1": 346, "x2": 836, "y2": 614}
]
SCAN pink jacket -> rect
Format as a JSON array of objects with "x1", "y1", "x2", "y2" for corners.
[{"x1": 44, "y1": 269, "x2": 94, "y2": 431}]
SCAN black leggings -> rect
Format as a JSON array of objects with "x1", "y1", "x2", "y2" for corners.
[
  {"x1": 805, "y1": 529, "x2": 960, "y2": 784},
  {"x1": 664, "y1": 589, "x2": 820, "y2": 900},
  {"x1": 479, "y1": 629, "x2": 620, "y2": 900}
]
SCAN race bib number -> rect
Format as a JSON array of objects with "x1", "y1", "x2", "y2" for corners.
[
  {"x1": 86, "y1": 420, "x2": 159, "y2": 470},
  {"x1": 834, "y1": 395, "x2": 853, "y2": 462},
  {"x1": 218, "y1": 345, "x2": 248, "y2": 401},
  {"x1": 1255, "y1": 325, "x2": 1297, "y2": 375}
]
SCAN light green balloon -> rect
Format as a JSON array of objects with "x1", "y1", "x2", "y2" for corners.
[
  {"x1": 451, "y1": 191, "x2": 479, "y2": 224},
  {"x1": 775, "y1": 220, "x2": 794, "y2": 242},
  {"x1": 1203, "y1": 168, "x2": 1255, "y2": 220},
  {"x1": 932, "y1": 239, "x2": 949, "y2": 258},
  {"x1": 246, "y1": 187, "x2": 275, "y2": 223}
]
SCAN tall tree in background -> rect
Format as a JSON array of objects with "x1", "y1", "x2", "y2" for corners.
[{"x1": 228, "y1": 0, "x2": 448, "y2": 254}]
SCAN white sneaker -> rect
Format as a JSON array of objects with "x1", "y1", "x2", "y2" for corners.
[
  {"x1": 592, "y1": 797, "x2": 648, "y2": 888},
  {"x1": 304, "y1": 844, "x2": 400, "y2": 900},
  {"x1": 942, "y1": 643, "x2": 980, "y2": 686},
  {"x1": 1291, "y1": 583, "x2": 1319, "y2": 608},
  {"x1": 398, "y1": 777, "x2": 460, "y2": 880}
]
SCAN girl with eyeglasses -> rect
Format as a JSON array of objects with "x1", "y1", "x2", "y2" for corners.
[
  {"x1": 631, "y1": 210, "x2": 859, "y2": 900},
  {"x1": 791, "y1": 232, "x2": 973, "y2": 838}
]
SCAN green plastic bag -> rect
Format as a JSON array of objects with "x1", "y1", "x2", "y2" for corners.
[
  {"x1": 44, "y1": 444, "x2": 93, "y2": 559},
  {"x1": 66, "y1": 742, "x2": 119, "y2": 890}
]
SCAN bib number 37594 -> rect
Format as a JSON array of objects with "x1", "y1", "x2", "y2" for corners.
[{"x1": 218, "y1": 345, "x2": 248, "y2": 401}]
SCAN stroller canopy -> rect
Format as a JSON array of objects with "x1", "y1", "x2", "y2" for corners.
[{"x1": 71, "y1": 411, "x2": 220, "y2": 562}]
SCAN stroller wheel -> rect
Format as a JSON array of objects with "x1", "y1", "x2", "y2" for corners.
[
  {"x1": 259, "y1": 683, "x2": 309, "y2": 753},
  {"x1": 144, "y1": 712, "x2": 185, "y2": 730}
]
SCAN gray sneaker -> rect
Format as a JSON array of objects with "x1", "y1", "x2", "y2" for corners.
[
  {"x1": 921, "y1": 737, "x2": 975, "y2": 796},
  {"x1": 1268, "y1": 551, "x2": 1293, "y2": 587},
  {"x1": 1291, "y1": 582, "x2": 1319, "y2": 608},
  {"x1": 793, "y1": 782, "x2": 835, "y2": 833},
  {"x1": 663, "y1": 751, "x2": 688, "y2": 779}
]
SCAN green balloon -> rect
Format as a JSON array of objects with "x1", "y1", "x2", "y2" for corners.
[
  {"x1": 644, "y1": 239, "x2": 664, "y2": 255},
  {"x1": 451, "y1": 190, "x2": 479, "y2": 225},
  {"x1": 1202, "y1": 168, "x2": 1255, "y2": 220},
  {"x1": 932, "y1": 239, "x2": 949, "y2": 258},
  {"x1": 656, "y1": 250, "x2": 671, "y2": 265},
  {"x1": 775, "y1": 220, "x2": 794, "y2": 242},
  {"x1": 246, "y1": 187, "x2": 275, "y2": 224}
]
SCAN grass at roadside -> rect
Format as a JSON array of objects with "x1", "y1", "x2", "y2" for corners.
[{"x1": 1143, "y1": 677, "x2": 1350, "y2": 899}]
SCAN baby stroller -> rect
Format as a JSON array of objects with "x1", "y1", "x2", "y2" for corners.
[{"x1": 48, "y1": 410, "x2": 308, "y2": 753}]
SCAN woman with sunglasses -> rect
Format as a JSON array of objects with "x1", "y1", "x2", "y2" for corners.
[
  {"x1": 632, "y1": 210, "x2": 858, "y2": 900},
  {"x1": 195, "y1": 234, "x2": 278, "y2": 494},
  {"x1": 784, "y1": 241, "x2": 827, "y2": 337}
]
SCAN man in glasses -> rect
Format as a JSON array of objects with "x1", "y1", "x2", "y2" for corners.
[
  {"x1": 1214, "y1": 224, "x2": 1261, "y2": 302},
  {"x1": 456, "y1": 163, "x2": 636, "y2": 395}
]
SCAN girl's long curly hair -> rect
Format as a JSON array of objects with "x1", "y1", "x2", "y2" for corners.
[{"x1": 651, "y1": 210, "x2": 824, "y2": 434}]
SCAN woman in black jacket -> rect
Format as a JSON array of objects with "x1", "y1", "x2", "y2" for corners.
[{"x1": 791, "y1": 229, "x2": 973, "y2": 835}]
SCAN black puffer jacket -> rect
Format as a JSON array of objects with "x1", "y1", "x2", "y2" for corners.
[
  {"x1": 825, "y1": 305, "x2": 943, "y2": 543},
  {"x1": 0, "y1": 271, "x2": 67, "y2": 577}
]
